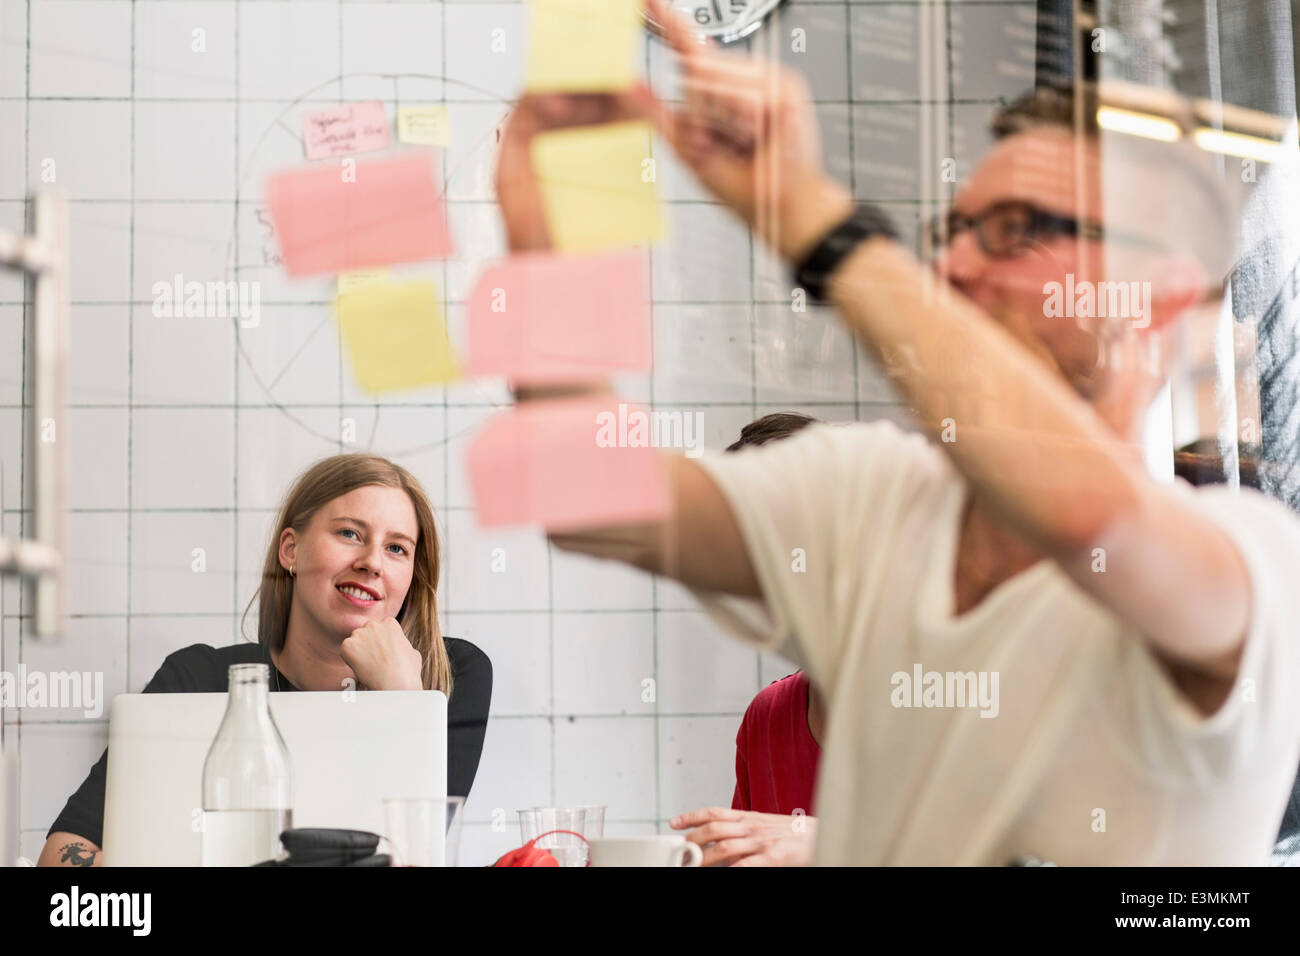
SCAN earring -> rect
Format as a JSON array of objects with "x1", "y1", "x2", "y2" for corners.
[{"x1": 289, "y1": 565, "x2": 296, "y2": 577}]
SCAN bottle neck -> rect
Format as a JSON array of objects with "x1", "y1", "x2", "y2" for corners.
[
  {"x1": 228, "y1": 679, "x2": 269, "y2": 710},
  {"x1": 223, "y1": 664, "x2": 273, "y2": 721}
]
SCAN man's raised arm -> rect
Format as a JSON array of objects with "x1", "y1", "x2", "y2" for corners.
[{"x1": 548, "y1": 452, "x2": 759, "y2": 597}]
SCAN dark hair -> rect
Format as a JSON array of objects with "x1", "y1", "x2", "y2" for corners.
[
  {"x1": 726, "y1": 412, "x2": 819, "y2": 452},
  {"x1": 989, "y1": 84, "x2": 1100, "y2": 140},
  {"x1": 1174, "y1": 439, "x2": 1262, "y2": 490}
]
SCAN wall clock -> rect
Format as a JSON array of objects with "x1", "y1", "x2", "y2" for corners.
[{"x1": 645, "y1": 0, "x2": 786, "y2": 45}]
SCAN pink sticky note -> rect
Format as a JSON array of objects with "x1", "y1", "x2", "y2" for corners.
[
  {"x1": 467, "y1": 396, "x2": 671, "y2": 532},
  {"x1": 301, "y1": 101, "x2": 392, "y2": 159},
  {"x1": 465, "y1": 251, "x2": 650, "y2": 384},
  {"x1": 265, "y1": 151, "x2": 453, "y2": 277}
]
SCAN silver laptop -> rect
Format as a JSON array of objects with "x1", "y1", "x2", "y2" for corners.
[{"x1": 103, "y1": 691, "x2": 446, "y2": 866}]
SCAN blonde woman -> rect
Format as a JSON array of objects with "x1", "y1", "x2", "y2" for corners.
[{"x1": 39, "y1": 454, "x2": 492, "y2": 867}]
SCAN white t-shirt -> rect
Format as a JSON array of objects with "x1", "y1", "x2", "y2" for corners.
[{"x1": 691, "y1": 420, "x2": 1300, "y2": 865}]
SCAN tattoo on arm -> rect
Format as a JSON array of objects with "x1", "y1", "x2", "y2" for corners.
[{"x1": 59, "y1": 842, "x2": 98, "y2": 866}]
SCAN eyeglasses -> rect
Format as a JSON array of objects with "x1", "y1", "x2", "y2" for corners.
[{"x1": 926, "y1": 201, "x2": 1157, "y2": 259}]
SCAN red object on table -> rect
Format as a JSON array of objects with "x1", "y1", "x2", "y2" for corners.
[{"x1": 491, "y1": 829, "x2": 588, "y2": 867}]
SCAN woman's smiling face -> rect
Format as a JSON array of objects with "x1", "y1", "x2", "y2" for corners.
[{"x1": 280, "y1": 484, "x2": 420, "y2": 640}]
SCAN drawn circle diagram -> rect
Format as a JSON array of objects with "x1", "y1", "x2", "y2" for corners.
[{"x1": 224, "y1": 73, "x2": 514, "y2": 455}]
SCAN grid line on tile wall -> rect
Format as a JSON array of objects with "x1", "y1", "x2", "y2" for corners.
[
  {"x1": 124, "y1": 0, "x2": 136, "y2": 700},
  {"x1": 846, "y1": 0, "x2": 862, "y2": 424},
  {"x1": 6, "y1": 711, "x2": 747, "y2": 727},
  {"x1": 0, "y1": 96, "x2": 1015, "y2": 105},
  {"x1": 6, "y1": 607, "x2": 770, "y2": 619},
  {"x1": 232, "y1": 0, "x2": 242, "y2": 653},
  {"x1": 645, "y1": 31, "x2": 661, "y2": 832},
  {"x1": 2, "y1": 400, "x2": 881, "y2": 409},
  {"x1": 2, "y1": 0, "x2": 33, "y2": 761},
  {"x1": 440, "y1": 0, "x2": 455, "y2": 722},
  {"x1": 336, "y1": 0, "x2": 345, "y2": 453},
  {"x1": 946, "y1": 0, "x2": 957, "y2": 196},
  {"x1": 750, "y1": 14, "x2": 773, "y2": 731},
  {"x1": 1, "y1": 1, "x2": 1037, "y2": 4}
]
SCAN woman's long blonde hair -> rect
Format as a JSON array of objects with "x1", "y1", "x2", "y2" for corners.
[{"x1": 241, "y1": 454, "x2": 452, "y2": 695}]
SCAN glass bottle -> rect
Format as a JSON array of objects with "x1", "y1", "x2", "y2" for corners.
[{"x1": 200, "y1": 663, "x2": 293, "y2": 866}]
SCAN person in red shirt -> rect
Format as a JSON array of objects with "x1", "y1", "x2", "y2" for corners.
[
  {"x1": 731, "y1": 670, "x2": 824, "y2": 815},
  {"x1": 671, "y1": 413, "x2": 826, "y2": 866}
]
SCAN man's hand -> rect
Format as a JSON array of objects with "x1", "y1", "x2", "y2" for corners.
[
  {"x1": 670, "y1": 807, "x2": 816, "y2": 867},
  {"x1": 495, "y1": 86, "x2": 665, "y2": 252},
  {"x1": 340, "y1": 618, "x2": 424, "y2": 691},
  {"x1": 645, "y1": 0, "x2": 850, "y2": 263}
]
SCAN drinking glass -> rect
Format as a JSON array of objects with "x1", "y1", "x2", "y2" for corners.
[
  {"x1": 518, "y1": 807, "x2": 589, "y2": 867},
  {"x1": 384, "y1": 796, "x2": 466, "y2": 867},
  {"x1": 576, "y1": 805, "x2": 606, "y2": 840}
]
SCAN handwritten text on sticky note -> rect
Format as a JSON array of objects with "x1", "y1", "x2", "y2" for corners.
[
  {"x1": 531, "y1": 120, "x2": 664, "y2": 253},
  {"x1": 467, "y1": 396, "x2": 670, "y2": 531},
  {"x1": 266, "y1": 151, "x2": 453, "y2": 276},
  {"x1": 526, "y1": 0, "x2": 641, "y2": 93},
  {"x1": 337, "y1": 268, "x2": 392, "y2": 293},
  {"x1": 396, "y1": 106, "x2": 451, "y2": 147},
  {"x1": 301, "y1": 101, "x2": 392, "y2": 159},
  {"x1": 466, "y1": 250, "x2": 649, "y2": 383},
  {"x1": 336, "y1": 279, "x2": 459, "y2": 393}
]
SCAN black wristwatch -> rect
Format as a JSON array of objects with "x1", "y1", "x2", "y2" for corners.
[{"x1": 792, "y1": 203, "x2": 898, "y2": 303}]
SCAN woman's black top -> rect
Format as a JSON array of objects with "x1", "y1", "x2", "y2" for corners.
[{"x1": 46, "y1": 638, "x2": 492, "y2": 848}]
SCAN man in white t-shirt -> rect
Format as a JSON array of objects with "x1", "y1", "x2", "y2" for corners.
[{"x1": 493, "y1": 0, "x2": 1300, "y2": 864}]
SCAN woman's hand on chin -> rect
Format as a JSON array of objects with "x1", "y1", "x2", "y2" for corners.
[{"x1": 340, "y1": 618, "x2": 424, "y2": 691}]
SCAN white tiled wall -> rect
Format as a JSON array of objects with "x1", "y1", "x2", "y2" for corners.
[{"x1": 0, "y1": 0, "x2": 1036, "y2": 865}]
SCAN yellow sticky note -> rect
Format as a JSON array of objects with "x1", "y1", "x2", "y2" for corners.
[
  {"x1": 336, "y1": 279, "x2": 459, "y2": 392},
  {"x1": 396, "y1": 105, "x2": 451, "y2": 147},
  {"x1": 526, "y1": 0, "x2": 641, "y2": 93},
  {"x1": 531, "y1": 120, "x2": 664, "y2": 253},
  {"x1": 337, "y1": 268, "x2": 391, "y2": 294}
]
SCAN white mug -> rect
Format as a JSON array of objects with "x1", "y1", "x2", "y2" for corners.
[{"x1": 587, "y1": 835, "x2": 704, "y2": 868}]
